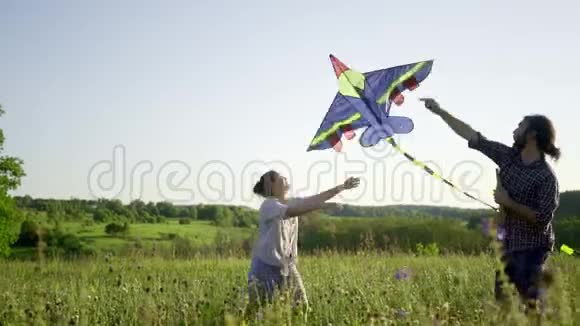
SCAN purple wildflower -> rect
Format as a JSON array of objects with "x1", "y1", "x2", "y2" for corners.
[
  {"x1": 395, "y1": 267, "x2": 411, "y2": 281},
  {"x1": 396, "y1": 308, "x2": 408, "y2": 318},
  {"x1": 496, "y1": 226, "x2": 506, "y2": 241}
]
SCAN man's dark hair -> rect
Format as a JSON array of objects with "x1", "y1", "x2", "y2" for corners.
[{"x1": 524, "y1": 115, "x2": 561, "y2": 161}]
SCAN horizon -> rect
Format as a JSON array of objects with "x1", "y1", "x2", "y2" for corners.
[{"x1": 12, "y1": 190, "x2": 579, "y2": 211}]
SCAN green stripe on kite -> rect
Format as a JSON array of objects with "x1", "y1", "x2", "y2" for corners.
[
  {"x1": 377, "y1": 62, "x2": 427, "y2": 105},
  {"x1": 338, "y1": 70, "x2": 365, "y2": 98},
  {"x1": 310, "y1": 113, "x2": 362, "y2": 146},
  {"x1": 344, "y1": 70, "x2": 365, "y2": 90}
]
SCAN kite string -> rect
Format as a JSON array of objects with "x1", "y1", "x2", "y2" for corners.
[{"x1": 385, "y1": 137, "x2": 498, "y2": 212}]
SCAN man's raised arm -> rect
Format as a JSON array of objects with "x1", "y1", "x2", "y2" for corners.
[{"x1": 420, "y1": 98, "x2": 512, "y2": 166}]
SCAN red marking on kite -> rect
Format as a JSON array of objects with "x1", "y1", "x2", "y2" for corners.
[
  {"x1": 403, "y1": 76, "x2": 418, "y2": 90},
  {"x1": 389, "y1": 87, "x2": 401, "y2": 101},
  {"x1": 394, "y1": 94, "x2": 405, "y2": 106},
  {"x1": 329, "y1": 54, "x2": 349, "y2": 78},
  {"x1": 342, "y1": 124, "x2": 355, "y2": 140},
  {"x1": 329, "y1": 133, "x2": 342, "y2": 151}
]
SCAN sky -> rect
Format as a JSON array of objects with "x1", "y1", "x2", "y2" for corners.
[{"x1": 1, "y1": 0, "x2": 579, "y2": 209}]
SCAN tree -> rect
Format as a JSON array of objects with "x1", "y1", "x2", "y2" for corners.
[
  {"x1": 201, "y1": 205, "x2": 220, "y2": 221},
  {"x1": 0, "y1": 105, "x2": 26, "y2": 256},
  {"x1": 129, "y1": 199, "x2": 147, "y2": 221},
  {"x1": 145, "y1": 201, "x2": 159, "y2": 216},
  {"x1": 156, "y1": 201, "x2": 177, "y2": 217},
  {"x1": 47, "y1": 202, "x2": 64, "y2": 225},
  {"x1": 15, "y1": 195, "x2": 33, "y2": 209},
  {"x1": 178, "y1": 207, "x2": 190, "y2": 218},
  {"x1": 213, "y1": 207, "x2": 234, "y2": 227},
  {"x1": 189, "y1": 206, "x2": 198, "y2": 220},
  {"x1": 93, "y1": 208, "x2": 114, "y2": 223},
  {"x1": 105, "y1": 199, "x2": 131, "y2": 217},
  {"x1": 197, "y1": 204, "x2": 209, "y2": 220}
]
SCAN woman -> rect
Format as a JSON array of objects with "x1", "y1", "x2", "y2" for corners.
[{"x1": 247, "y1": 170, "x2": 360, "y2": 311}]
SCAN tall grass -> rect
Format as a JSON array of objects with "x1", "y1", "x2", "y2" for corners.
[{"x1": 0, "y1": 254, "x2": 577, "y2": 325}]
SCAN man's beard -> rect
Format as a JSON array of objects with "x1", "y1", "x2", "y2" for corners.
[{"x1": 512, "y1": 134, "x2": 526, "y2": 150}]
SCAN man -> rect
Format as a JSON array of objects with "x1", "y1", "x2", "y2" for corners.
[{"x1": 420, "y1": 98, "x2": 560, "y2": 306}]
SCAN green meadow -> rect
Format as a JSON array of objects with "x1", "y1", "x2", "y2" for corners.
[{"x1": 1, "y1": 254, "x2": 578, "y2": 325}]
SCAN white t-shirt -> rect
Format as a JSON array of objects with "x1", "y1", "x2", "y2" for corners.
[{"x1": 252, "y1": 197, "x2": 302, "y2": 275}]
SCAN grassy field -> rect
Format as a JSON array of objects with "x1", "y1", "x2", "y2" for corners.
[
  {"x1": 62, "y1": 220, "x2": 255, "y2": 251},
  {"x1": 0, "y1": 254, "x2": 578, "y2": 325}
]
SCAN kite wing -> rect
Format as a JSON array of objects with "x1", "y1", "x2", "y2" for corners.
[
  {"x1": 306, "y1": 93, "x2": 369, "y2": 152},
  {"x1": 364, "y1": 60, "x2": 434, "y2": 116}
]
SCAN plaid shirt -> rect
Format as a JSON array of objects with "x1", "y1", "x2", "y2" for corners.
[{"x1": 469, "y1": 133, "x2": 559, "y2": 253}]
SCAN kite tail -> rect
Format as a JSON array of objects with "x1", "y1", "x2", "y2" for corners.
[
  {"x1": 385, "y1": 137, "x2": 498, "y2": 212},
  {"x1": 560, "y1": 244, "x2": 577, "y2": 256}
]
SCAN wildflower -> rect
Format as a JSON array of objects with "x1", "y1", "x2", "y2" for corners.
[
  {"x1": 396, "y1": 308, "x2": 408, "y2": 318},
  {"x1": 496, "y1": 226, "x2": 506, "y2": 241},
  {"x1": 395, "y1": 267, "x2": 412, "y2": 281}
]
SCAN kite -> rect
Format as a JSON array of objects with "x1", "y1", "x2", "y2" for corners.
[
  {"x1": 307, "y1": 55, "x2": 433, "y2": 152},
  {"x1": 307, "y1": 55, "x2": 497, "y2": 211}
]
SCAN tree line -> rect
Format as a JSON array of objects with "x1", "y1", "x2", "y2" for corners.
[{"x1": 14, "y1": 196, "x2": 259, "y2": 228}]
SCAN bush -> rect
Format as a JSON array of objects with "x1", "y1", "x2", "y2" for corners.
[
  {"x1": 155, "y1": 215, "x2": 167, "y2": 224},
  {"x1": 415, "y1": 242, "x2": 440, "y2": 256},
  {"x1": 298, "y1": 217, "x2": 488, "y2": 254},
  {"x1": 15, "y1": 220, "x2": 40, "y2": 247},
  {"x1": 93, "y1": 208, "x2": 114, "y2": 223},
  {"x1": 212, "y1": 207, "x2": 234, "y2": 227},
  {"x1": 234, "y1": 211, "x2": 259, "y2": 228},
  {"x1": 57, "y1": 234, "x2": 84, "y2": 255},
  {"x1": 141, "y1": 213, "x2": 157, "y2": 224},
  {"x1": 179, "y1": 218, "x2": 192, "y2": 225},
  {"x1": 35, "y1": 227, "x2": 95, "y2": 258},
  {"x1": 105, "y1": 222, "x2": 129, "y2": 236}
]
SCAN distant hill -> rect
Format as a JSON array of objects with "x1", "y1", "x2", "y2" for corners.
[
  {"x1": 322, "y1": 190, "x2": 580, "y2": 220},
  {"x1": 321, "y1": 203, "x2": 490, "y2": 220},
  {"x1": 15, "y1": 190, "x2": 579, "y2": 222}
]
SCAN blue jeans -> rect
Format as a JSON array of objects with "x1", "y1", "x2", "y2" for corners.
[
  {"x1": 495, "y1": 248, "x2": 549, "y2": 301},
  {"x1": 247, "y1": 257, "x2": 284, "y2": 305}
]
